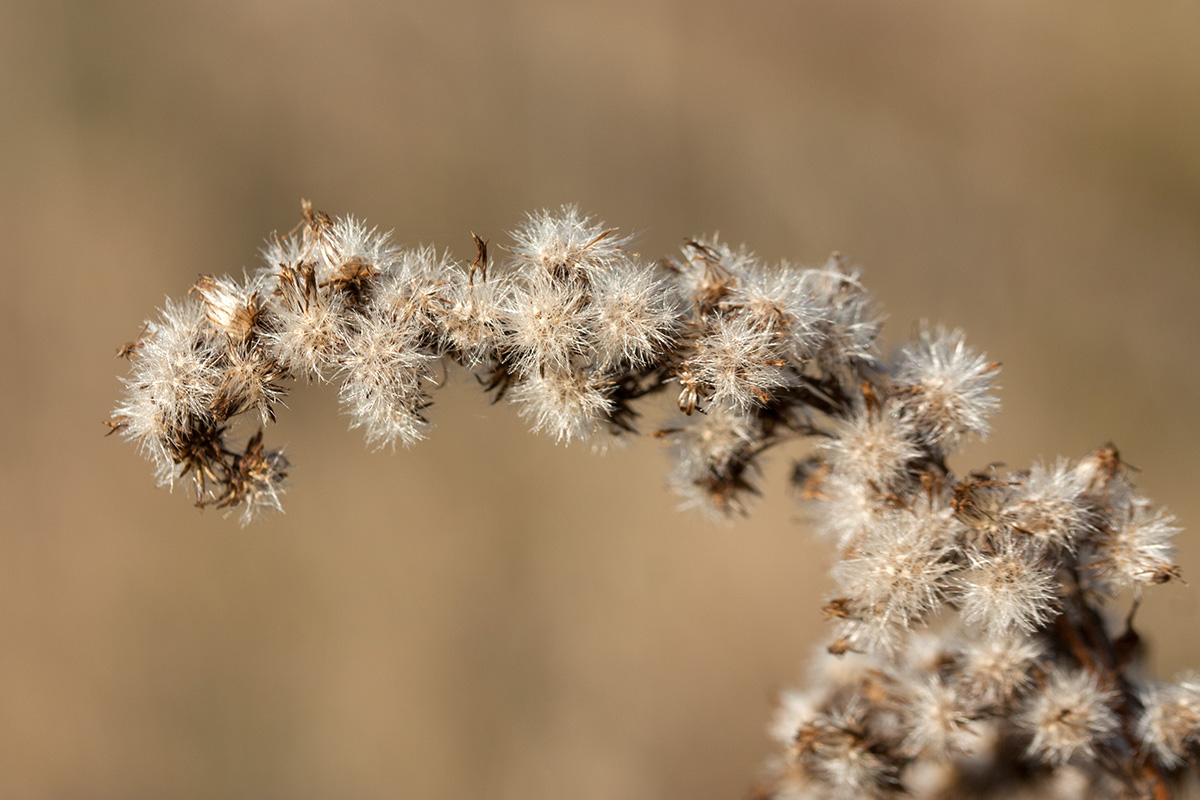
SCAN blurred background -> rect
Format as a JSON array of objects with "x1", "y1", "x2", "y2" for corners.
[{"x1": 2, "y1": 0, "x2": 1200, "y2": 797}]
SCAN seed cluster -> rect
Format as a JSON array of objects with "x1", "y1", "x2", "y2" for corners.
[{"x1": 112, "y1": 204, "x2": 1196, "y2": 797}]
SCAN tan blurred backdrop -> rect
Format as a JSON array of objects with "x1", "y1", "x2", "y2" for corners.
[{"x1": 2, "y1": 1, "x2": 1200, "y2": 798}]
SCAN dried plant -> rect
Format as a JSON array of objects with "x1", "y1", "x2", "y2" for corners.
[{"x1": 111, "y1": 203, "x2": 1197, "y2": 799}]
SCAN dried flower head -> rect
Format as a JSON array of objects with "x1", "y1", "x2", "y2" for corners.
[
  {"x1": 112, "y1": 203, "x2": 1200, "y2": 798},
  {"x1": 1020, "y1": 667, "x2": 1119, "y2": 766},
  {"x1": 893, "y1": 324, "x2": 1000, "y2": 452}
]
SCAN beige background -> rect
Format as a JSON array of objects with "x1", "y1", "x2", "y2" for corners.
[{"x1": 3, "y1": 1, "x2": 1200, "y2": 797}]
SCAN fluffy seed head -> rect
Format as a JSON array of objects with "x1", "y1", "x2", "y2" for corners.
[
  {"x1": 802, "y1": 264, "x2": 881, "y2": 375},
  {"x1": 587, "y1": 264, "x2": 679, "y2": 369},
  {"x1": 193, "y1": 274, "x2": 264, "y2": 343},
  {"x1": 1137, "y1": 675, "x2": 1200, "y2": 768},
  {"x1": 1086, "y1": 497, "x2": 1180, "y2": 593},
  {"x1": 820, "y1": 403, "x2": 922, "y2": 490},
  {"x1": 956, "y1": 634, "x2": 1044, "y2": 707},
  {"x1": 954, "y1": 539, "x2": 1058, "y2": 639},
  {"x1": 1021, "y1": 667, "x2": 1118, "y2": 765},
  {"x1": 831, "y1": 515, "x2": 956, "y2": 651},
  {"x1": 337, "y1": 313, "x2": 436, "y2": 449},
  {"x1": 114, "y1": 298, "x2": 223, "y2": 460},
  {"x1": 686, "y1": 313, "x2": 789, "y2": 411},
  {"x1": 509, "y1": 206, "x2": 632, "y2": 281},
  {"x1": 893, "y1": 324, "x2": 1000, "y2": 452},
  {"x1": 1011, "y1": 458, "x2": 1089, "y2": 553},
  {"x1": 510, "y1": 367, "x2": 613, "y2": 444},
  {"x1": 504, "y1": 269, "x2": 589, "y2": 375}
]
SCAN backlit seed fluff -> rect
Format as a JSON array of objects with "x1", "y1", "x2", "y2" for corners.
[
  {"x1": 267, "y1": 270, "x2": 351, "y2": 381},
  {"x1": 687, "y1": 313, "x2": 789, "y2": 411},
  {"x1": 729, "y1": 263, "x2": 826, "y2": 362},
  {"x1": 673, "y1": 237, "x2": 757, "y2": 312},
  {"x1": 1086, "y1": 497, "x2": 1180, "y2": 593},
  {"x1": 337, "y1": 314, "x2": 436, "y2": 449},
  {"x1": 1011, "y1": 458, "x2": 1089, "y2": 552},
  {"x1": 831, "y1": 516, "x2": 955, "y2": 649},
  {"x1": 372, "y1": 247, "x2": 457, "y2": 333},
  {"x1": 504, "y1": 268, "x2": 589, "y2": 375},
  {"x1": 509, "y1": 205, "x2": 632, "y2": 279},
  {"x1": 892, "y1": 324, "x2": 1000, "y2": 452},
  {"x1": 317, "y1": 215, "x2": 399, "y2": 288},
  {"x1": 510, "y1": 367, "x2": 613, "y2": 444},
  {"x1": 587, "y1": 264, "x2": 678, "y2": 369},
  {"x1": 114, "y1": 203, "x2": 1200, "y2": 797},
  {"x1": 1021, "y1": 667, "x2": 1118, "y2": 766},
  {"x1": 193, "y1": 274, "x2": 264, "y2": 343},
  {"x1": 802, "y1": 265, "x2": 881, "y2": 375},
  {"x1": 115, "y1": 298, "x2": 222, "y2": 447},
  {"x1": 438, "y1": 270, "x2": 508, "y2": 366},
  {"x1": 954, "y1": 540, "x2": 1058, "y2": 639}
]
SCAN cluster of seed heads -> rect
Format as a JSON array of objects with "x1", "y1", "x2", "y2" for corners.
[{"x1": 112, "y1": 204, "x2": 1197, "y2": 798}]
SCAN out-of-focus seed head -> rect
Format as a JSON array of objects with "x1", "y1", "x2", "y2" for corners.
[
  {"x1": 217, "y1": 431, "x2": 290, "y2": 525},
  {"x1": 791, "y1": 703, "x2": 903, "y2": 800},
  {"x1": 1021, "y1": 667, "x2": 1118, "y2": 766},
  {"x1": 955, "y1": 634, "x2": 1044, "y2": 708},
  {"x1": 671, "y1": 237, "x2": 756, "y2": 314},
  {"x1": 1137, "y1": 675, "x2": 1200, "y2": 768},
  {"x1": 801, "y1": 262, "x2": 881, "y2": 377},
  {"x1": 900, "y1": 676, "x2": 978, "y2": 760},
  {"x1": 820, "y1": 402, "x2": 922, "y2": 491},
  {"x1": 1011, "y1": 459, "x2": 1089, "y2": 553}
]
